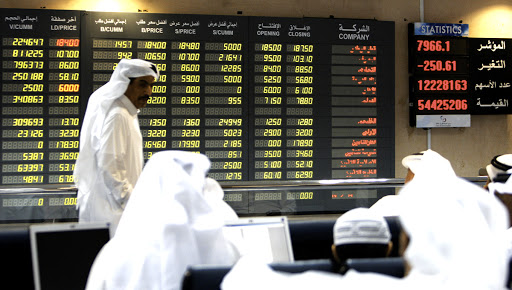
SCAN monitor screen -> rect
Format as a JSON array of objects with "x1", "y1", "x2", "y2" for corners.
[
  {"x1": 30, "y1": 222, "x2": 111, "y2": 290},
  {"x1": 223, "y1": 217, "x2": 294, "y2": 263}
]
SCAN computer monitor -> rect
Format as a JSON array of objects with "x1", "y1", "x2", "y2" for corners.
[
  {"x1": 29, "y1": 222, "x2": 111, "y2": 290},
  {"x1": 222, "y1": 216, "x2": 294, "y2": 263},
  {"x1": 0, "y1": 226, "x2": 33, "y2": 289}
]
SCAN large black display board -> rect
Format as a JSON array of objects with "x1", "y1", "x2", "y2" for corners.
[
  {"x1": 0, "y1": 9, "x2": 395, "y2": 217},
  {"x1": 409, "y1": 24, "x2": 512, "y2": 127}
]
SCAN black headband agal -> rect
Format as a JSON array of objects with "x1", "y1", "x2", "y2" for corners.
[
  {"x1": 491, "y1": 155, "x2": 512, "y2": 172},
  {"x1": 494, "y1": 173, "x2": 511, "y2": 183},
  {"x1": 149, "y1": 64, "x2": 158, "y2": 75}
]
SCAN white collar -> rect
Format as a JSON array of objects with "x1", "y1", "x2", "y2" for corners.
[{"x1": 120, "y1": 95, "x2": 139, "y2": 116}]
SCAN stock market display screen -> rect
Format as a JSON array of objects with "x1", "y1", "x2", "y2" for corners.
[
  {"x1": 1, "y1": 10, "x2": 81, "y2": 187},
  {"x1": 408, "y1": 23, "x2": 512, "y2": 128},
  {"x1": 0, "y1": 9, "x2": 395, "y2": 217}
]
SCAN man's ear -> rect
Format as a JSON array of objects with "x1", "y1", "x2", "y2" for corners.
[
  {"x1": 331, "y1": 244, "x2": 340, "y2": 263},
  {"x1": 386, "y1": 241, "x2": 393, "y2": 257}
]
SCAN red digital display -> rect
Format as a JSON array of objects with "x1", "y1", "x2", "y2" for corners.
[
  {"x1": 409, "y1": 31, "x2": 470, "y2": 125},
  {"x1": 338, "y1": 158, "x2": 377, "y2": 168},
  {"x1": 362, "y1": 129, "x2": 377, "y2": 136},
  {"x1": 357, "y1": 118, "x2": 376, "y2": 125},
  {"x1": 354, "y1": 76, "x2": 376, "y2": 84},
  {"x1": 56, "y1": 39, "x2": 80, "y2": 47},
  {"x1": 412, "y1": 37, "x2": 467, "y2": 55},
  {"x1": 352, "y1": 45, "x2": 376, "y2": 54},
  {"x1": 417, "y1": 98, "x2": 468, "y2": 111},
  {"x1": 358, "y1": 67, "x2": 376, "y2": 73},
  {"x1": 417, "y1": 40, "x2": 451, "y2": 52},
  {"x1": 345, "y1": 169, "x2": 377, "y2": 178},
  {"x1": 344, "y1": 149, "x2": 377, "y2": 157},
  {"x1": 415, "y1": 78, "x2": 467, "y2": 92},
  {"x1": 413, "y1": 56, "x2": 469, "y2": 75},
  {"x1": 333, "y1": 45, "x2": 377, "y2": 54},
  {"x1": 419, "y1": 60, "x2": 457, "y2": 72},
  {"x1": 331, "y1": 193, "x2": 354, "y2": 198},
  {"x1": 351, "y1": 139, "x2": 377, "y2": 147}
]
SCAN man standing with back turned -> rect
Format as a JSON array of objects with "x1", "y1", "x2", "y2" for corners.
[{"x1": 74, "y1": 59, "x2": 159, "y2": 233}]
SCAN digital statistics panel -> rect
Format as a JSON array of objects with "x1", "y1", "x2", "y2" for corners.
[
  {"x1": 409, "y1": 23, "x2": 512, "y2": 127},
  {"x1": 0, "y1": 9, "x2": 81, "y2": 188},
  {"x1": 408, "y1": 25, "x2": 470, "y2": 127},
  {"x1": 0, "y1": 9, "x2": 395, "y2": 217}
]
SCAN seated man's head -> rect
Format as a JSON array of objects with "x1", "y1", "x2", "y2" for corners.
[
  {"x1": 485, "y1": 154, "x2": 512, "y2": 226},
  {"x1": 331, "y1": 208, "x2": 392, "y2": 264},
  {"x1": 401, "y1": 152, "x2": 424, "y2": 183},
  {"x1": 403, "y1": 149, "x2": 457, "y2": 183},
  {"x1": 485, "y1": 154, "x2": 512, "y2": 189}
]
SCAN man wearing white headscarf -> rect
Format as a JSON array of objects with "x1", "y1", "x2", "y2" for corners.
[
  {"x1": 85, "y1": 150, "x2": 239, "y2": 290},
  {"x1": 485, "y1": 154, "x2": 512, "y2": 259},
  {"x1": 74, "y1": 59, "x2": 159, "y2": 232},
  {"x1": 370, "y1": 149, "x2": 456, "y2": 216},
  {"x1": 486, "y1": 154, "x2": 512, "y2": 190},
  {"x1": 222, "y1": 151, "x2": 510, "y2": 290}
]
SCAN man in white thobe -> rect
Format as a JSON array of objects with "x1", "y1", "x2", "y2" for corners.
[
  {"x1": 370, "y1": 149, "x2": 456, "y2": 216},
  {"x1": 85, "y1": 150, "x2": 239, "y2": 290},
  {"x1": 486, "y1": 154, "x2": 512, "y2": 261},
  {"x1": 74, "y1": 59, "x2": 159, "y2": 233},
  {"x1": 222, "y1": 151, "x2": 510, "y2": 290}
]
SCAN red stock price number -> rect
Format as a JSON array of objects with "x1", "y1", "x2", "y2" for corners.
[
  {"x1": 419, "y1": 60, "x2": 457, "y2": 72},
  {"x1": 50, "y1": 38, "x2": 80, "y2": 47},
  {"x1": 417, "y1": 99, "x2": 468, "y2": 111},
  {"x1": 416, "y1": 79, "x2": 467, "y2": 91},
  {"x1": 417, "y1": 40, "x2": 451, "y2": 52}
]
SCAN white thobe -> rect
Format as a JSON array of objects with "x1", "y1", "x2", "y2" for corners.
[
  {"x1": 76, "y1": 95, "x2": 143, "y2": 231},
  {"x1": 222, "y1": 157, "x2": 510, "y2": 290},
  {"x1": 85, "y1": 151, "x2": 238, "y2": 290}
]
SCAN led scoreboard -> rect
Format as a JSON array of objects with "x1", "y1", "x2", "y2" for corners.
[
  {"x1": 408, "y1": 24, "x2": 470, "y2": 127},
  {"x1": 1, "y1": 9, "x2": 395, "y2": 217},
  {"x1": 0, "y1": 9, "x2": 81, "y2": 188},
  {"x1": 409, "y1": 23, "x2": 512, "y2": 127},
  {"x1": 83, "y1": 12, "x2": 250, "y2": 185}
]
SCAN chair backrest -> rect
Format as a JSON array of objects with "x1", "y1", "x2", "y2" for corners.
[
  {"x1": 343, "y1": 257, "x2": 405, "y2": 278},
  {"x1": 288, "y1": 216, "x2": 403, "y2": 260},
  {"x1": 508, "y1": 257, "x2": 512, "y2": 289},
  {"x1": 384, "y1": 216, "x2": 402, "y2": 257},
  {"x1": 182, "y1": 259, "x2": 332, "y2": 290},
  {"x1": 288, "y1": 219, "x2": 336, "y2": 260}
]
